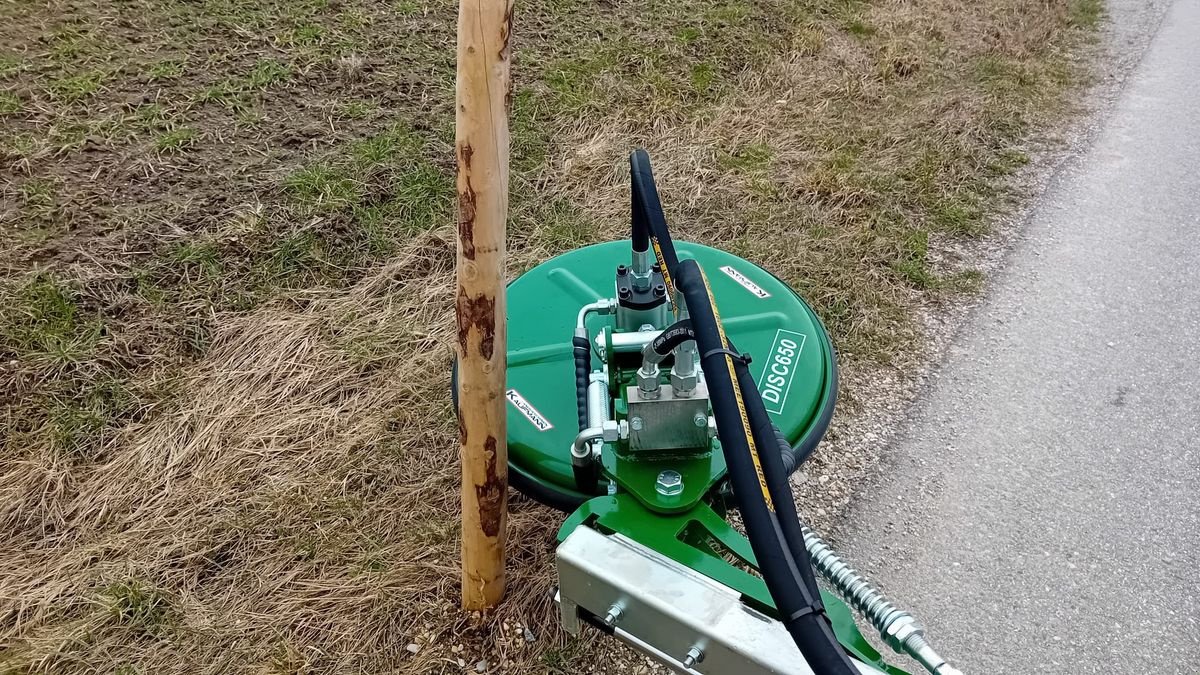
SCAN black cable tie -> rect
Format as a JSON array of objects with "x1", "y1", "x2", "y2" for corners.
[
  {"x1": 702, "y1": 347, "x2": 751, "y2": 365},
  {"x1": 785, "y1": 604, "x2": 827, "y2": 622}
]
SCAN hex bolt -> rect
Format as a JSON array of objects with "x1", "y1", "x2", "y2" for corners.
[
  {"x1": 603, "y1": 604, "x2": 623, "y2": 627},
  {"x1": 681, "y1": 646, "x2": 704, "y2": 669},
  {"x1": 656, "y1": 470, "x2": 683, "y2": 496},
  {"x1": 693, "y1": 413, "x2": 707, "y2": 427},
  {"x1": 630, "y1": 416, "x2": 644, "y2": 431}
]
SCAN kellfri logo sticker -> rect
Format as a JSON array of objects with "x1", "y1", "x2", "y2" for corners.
[
  {"x1": 506, "y1": 389, "x2": 553, "y2": 431},
  {"x1": 720, "y1": 265, "x2": 771, "y2": 299}
]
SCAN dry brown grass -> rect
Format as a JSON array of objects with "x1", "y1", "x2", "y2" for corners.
[
  {"x1": 0, "y1": 0, "x2": 1100, "y2": 671},
  {"x1": 0, "y1": 240, "x2": 586, "y2": 672}
]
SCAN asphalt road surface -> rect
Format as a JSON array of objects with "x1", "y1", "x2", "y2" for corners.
[{"x1": 840, "y1": 1, "x2": 1200, "y2": 673}]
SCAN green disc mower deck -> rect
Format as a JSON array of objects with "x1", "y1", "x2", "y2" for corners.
[{"x1": 505, "y1": 240, "x2": 837, "y2": 508}]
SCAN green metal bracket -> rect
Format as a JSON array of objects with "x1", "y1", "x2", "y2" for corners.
[{"x1": 559, "y1": 495, "x2": 911, "y2": 675}]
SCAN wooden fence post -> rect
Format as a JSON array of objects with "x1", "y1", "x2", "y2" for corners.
[{"x1": 455, "y1": 0, "x2": 513, "y2": 610}]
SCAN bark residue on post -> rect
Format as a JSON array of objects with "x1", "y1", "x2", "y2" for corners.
[
  {"x1": 474, "y1": 435, "x2": 504, "y2": 537},
  {"x1": 500, "y1": 4, "x2": 514, "y2": 112},
  {"x1": 457, "y1": 143, "x2": 477, "y2": 260},
  {"x1": 499, "y1": 4, "x2": 513, "y2": 60},
  {"x1": 457, "y1": 287, "x2": 496, "y2": 360}
]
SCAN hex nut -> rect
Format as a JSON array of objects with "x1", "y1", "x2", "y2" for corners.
[
  {"x1": 671, "y1": 371, "x2": 698, "y2": 396},
  {"x1": 883, "y1": 616, "x2": 923, "y2": 652}
]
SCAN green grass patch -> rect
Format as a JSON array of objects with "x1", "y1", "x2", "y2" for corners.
[
  {"x1": 48, "y1": 378, "x2": 137, "y2": 456},
  {"x1": 719, "y1": 142, "x2": 774, "y2": 172},
  {"x1": 931, "y1": 194, "x2": 986, "y2": 235},
  {"x1": 527, "y1": 199, "x2": 596, "y2": 252},
  {"x1": 246, "y1": 59, "x2": 292, "y2": 88},
  {"x1": 98, "y1": 580, "x2": 173, "y2": 632},
  {"x1": 843, "y1": 16, "x2": 876, "y2": 37},
  {"x1": 154, "y1": 126, "x2": 198, "y2": 152},
  {"x1": 259, "y1": 230, "x2": 330, "y2": 286},
  {"x1": 675, "y1": 26, "x2": 701, "y2": 44},
  {"x1": 48, "y1": 70, "x2": 106, "y2": 102},
  {"x1": 975, "y1": 55, "x2": 1039, "y2": 94},
  {"x1": 336, "y1": 99, "x2": 377, "y2": 120},
  {"x1": 0, "y1": 275, "x2": 103, "y2": 365},
  {"x1": 0, "y1": 91, "x2": 20, "y2": 115},
  {"x1": 393, "y1": 0, "x2": 422, "y2": 14},
  {"x1": 170, "y1": 240, "x2": 224, "y2": 279},
  {"x1": 285, "y1": 163, "x2": 361, "y2": 210},
  {"x1": 0, "y1": 54, "x2": 26, "y2": 78},
  {"x1": 1069, "y1": 0, "x2": 1104, "y2": 28},
  {"x1": 199, "y1": 58, "x2": 292, "y2": 105},
  {"x1": 146, "y1": 58, "x2": 186, "y2": 81},
  {"x1": 892, "y1": 229, "x2": 935, "y2": 288},
  {"x1": 288, "y1": 23, "x2": 325, "y2": 46},
  {"x1": 690, "y1": 62, "x2": 717, "y2": 94}
]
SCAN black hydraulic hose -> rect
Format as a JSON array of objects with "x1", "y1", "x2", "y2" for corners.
[
  {"x1": 734, "y1": 361, "x2": 823, "y2": 605},
  {"x1": 674, "y1": 260, "x2": 858, "y2": 675},
  {"x1": 734, "y1": 360, "x2": 857, "y2": 675},
  {"x1": 644, "y1": 318, "x2": 694, "y2": 363},
  {"x1": 630, "y1": 149, "x2": 680, "y2": 299},
  {"x1": 629, "y1": 151, "x2": 650, "y2": 254}
]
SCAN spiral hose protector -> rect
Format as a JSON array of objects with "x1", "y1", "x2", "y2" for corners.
[
  {"x1": 673, "y1": 260, "x2": 858, "y2": 675},
  {"x1": 572, "y1": 336, "x2": 590, "y2": 431}
]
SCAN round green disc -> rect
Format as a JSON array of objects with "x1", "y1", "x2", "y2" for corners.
[{"x1": 505, "y1": 240, "x2": 836, "y2": 509}]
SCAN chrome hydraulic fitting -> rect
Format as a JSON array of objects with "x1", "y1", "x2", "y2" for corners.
[{"x1": 637, "y1": 362, "x2": 661, "y2": 399}]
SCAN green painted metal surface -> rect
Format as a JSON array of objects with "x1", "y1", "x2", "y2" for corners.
[
  {"x1": 508, "y1": 240, "x2": 898, "y2": 671},
  {"x1": 559, "y1": 495, "x2": 910, "y2": 675},
  {"x1": 506, "y1": 240, "x2": 835, "y2": 500}
]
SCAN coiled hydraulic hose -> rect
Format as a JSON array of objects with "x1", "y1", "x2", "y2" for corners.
[{"x1": 675, "y1": 259, "x2": 858, "y2": 675}]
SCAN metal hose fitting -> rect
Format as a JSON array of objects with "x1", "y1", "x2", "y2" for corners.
[{"x1": 802, "y1": 526, "x2": 963, "y2": 675}]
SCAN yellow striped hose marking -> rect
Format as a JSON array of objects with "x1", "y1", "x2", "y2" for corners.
[
  {"x1": 650, "y1": 236, "x2": 676, "y2": 311},
  {"x1": 699, "y1": 267, "x2": 775, "y2": 512}
]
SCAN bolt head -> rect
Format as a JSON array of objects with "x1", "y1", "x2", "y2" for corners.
[
  {"x1": 693, "y1": 413, "x2": 707, "y2": 427},
  {"x1": 630, "y1": 416, "x2": 644, "y2": 431},
  {"x1": 656, "y1": 470, "x2": 683, "y2": 496}
]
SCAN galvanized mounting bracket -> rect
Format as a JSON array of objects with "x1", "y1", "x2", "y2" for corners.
[
  {"x1": 556, "y1": 525, "x2": 893, "y2": 674},
  {"x1": 556, "y1": 495, "x2": 910, "y2": 675}
]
